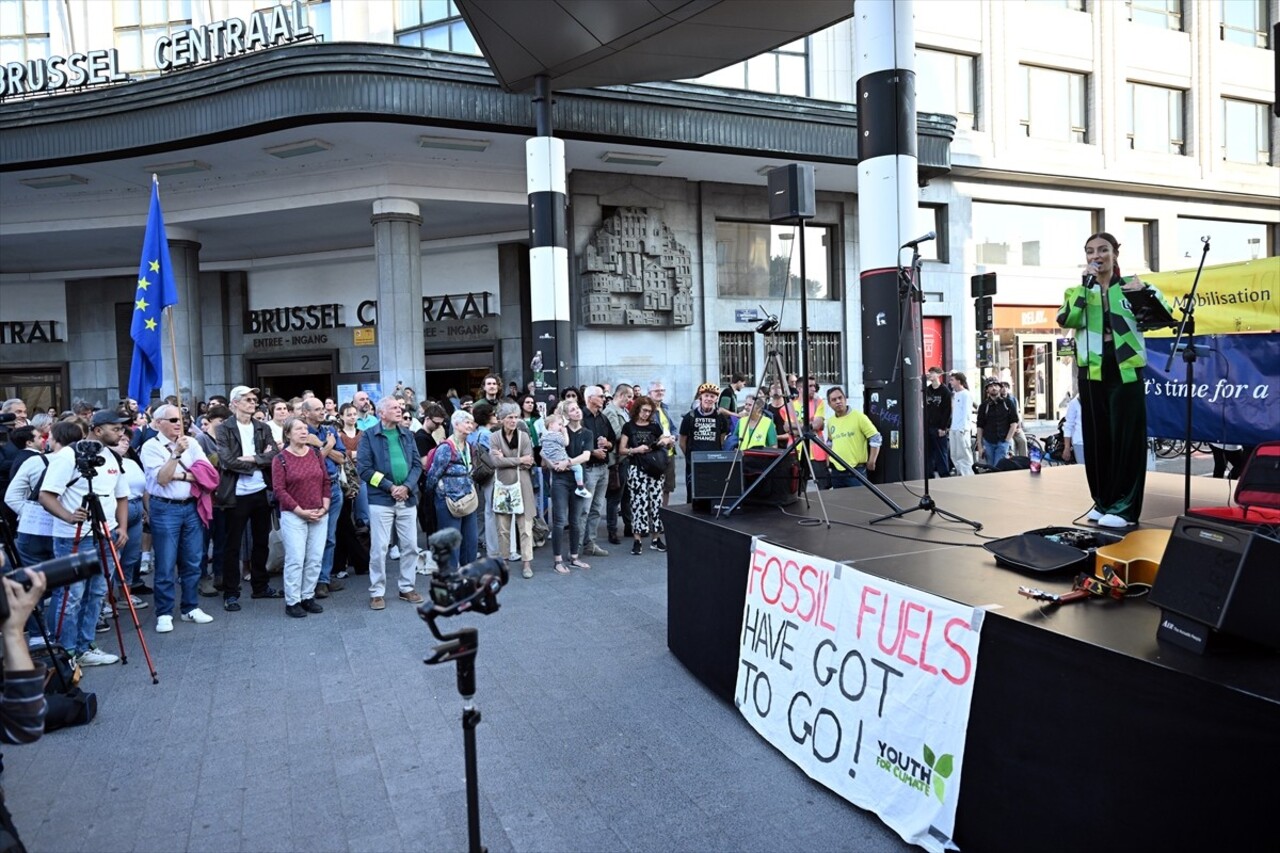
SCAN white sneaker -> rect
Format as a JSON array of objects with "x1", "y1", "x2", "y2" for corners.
[
  {"x1": 156, "y1": 615, "x2": 174, "y2": 633},
  {"x1": 77, "y1": 647, "x2": 120, "y2": 666},
  {"x1": 125, "y1": 594, "x2": 149, "y2": 611},
  {"x1": 140, "y1": 552, "x2": 153, "y2": 574},
  {"x1": 574, "y1": 487, "x2": 592, "y2": 499},
  {"x1": 1097, "y1": 513, "x2": 1135, "y2": 529},
  {"x1": 1086, "y1": 508, "x2": 1103, "y2": 522},
  {"x1": 389, "y1": 546, "x2": 401, "y2": 560},
  {"x1": 181, "y1": 608, "x2": 214, "y2": 624}
]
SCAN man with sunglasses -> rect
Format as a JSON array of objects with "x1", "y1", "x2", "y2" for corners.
[
  {"x1": 214, "y1": 385, "x2": 283, "y2": 611},
  {"x1": 140, "y1": 403, "x2": 215, "y2": 633}
]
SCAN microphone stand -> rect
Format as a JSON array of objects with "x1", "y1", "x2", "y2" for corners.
[
  {"x1": 870, "y1": 245, "x2": 981, "y2": 530},
  {"x1": 1164, "y1": 236, "x2": 1211, "y2": 516}
]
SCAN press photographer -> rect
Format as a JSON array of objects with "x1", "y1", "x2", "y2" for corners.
[{"x1": 0, "y1": 562, "x2": 47, "y2": 853}]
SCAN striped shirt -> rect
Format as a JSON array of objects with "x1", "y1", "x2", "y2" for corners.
[{"x1": 1, "y1": 666, "x2": 48, "y2": 745}]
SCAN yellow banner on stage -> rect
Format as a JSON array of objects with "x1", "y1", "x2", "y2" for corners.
[{"x1": 1143, "y1": 256, "x2": 1279, "y2": 335}]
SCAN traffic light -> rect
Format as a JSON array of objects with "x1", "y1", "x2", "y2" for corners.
[{"x1": 974, "y1": 296, "x2": 993, "y2": 332}]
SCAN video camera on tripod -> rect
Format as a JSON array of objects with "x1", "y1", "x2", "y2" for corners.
[
  {"x1": 422, "y1": 528, "x2": 509, "y2": 618},
  {"x1": 72, "y1": 439, "x2": 107, "y2": 477},
  {"x1": 0, "y1": 552, "x2": 100, "y2": 624}
]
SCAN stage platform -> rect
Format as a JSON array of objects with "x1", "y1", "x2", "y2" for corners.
[{"x1": 663, "y1": 467, "x2": 1279, "y2": 852}]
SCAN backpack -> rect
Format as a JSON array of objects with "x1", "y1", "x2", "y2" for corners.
[{"x1": 471, "y1": 439, "x2": 495, "y2": 486}]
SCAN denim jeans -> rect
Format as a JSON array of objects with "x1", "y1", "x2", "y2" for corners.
[
  {"x1": 580, "y1": 464, "x2": 610, "y2": 548},
  {"x1": 150, "y1": 499, "x2": 204, "y2": 618},
  {"x1": 319, "y1": 481, "x2": 342, "y2": 584},
  {"x1": 983, "y1": 440, "x2": 1011, "y2": 466},
  {"x1": 15, "y1": 532, "x2": 52, "y2": 568},
  {"x1": 280, "y1": 511, "x2": 326, "y2": 605},
  {"x1": 369, "y1": 502, "x2": 420, "y2": 598},
  {"x1": 433, "y1": 492, "x2": 478, "y2": 571},
  {"x1": 47, "y1": 535, "x2": 109, "y2": 655},
  {"x1": 479, "y1": 479, "x2": 499, "y2": 557},
  {"x1": 550, "y1": 473, "x2": 584, "y2": 559},
  {"x1": 353, "y1": 481, "x2": 370, "y2": 527},
  {"x1": 119, "y1": 497, "x2": 144, "y2": 587},
  {"x1": 928, "y1": 432, "x2": 951, "y2": 478},
  {"x1": 829, "y1": 465, "x2": 867, "y2": 489}
]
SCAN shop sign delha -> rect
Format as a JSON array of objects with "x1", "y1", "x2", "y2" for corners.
[{"x1": 735, "y1": 538, "x2": 984, "y2": 852}]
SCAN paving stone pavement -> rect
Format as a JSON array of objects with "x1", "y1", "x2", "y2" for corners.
[{"x1": 7, "y1": 494, "x2": 911, "y2": 853}]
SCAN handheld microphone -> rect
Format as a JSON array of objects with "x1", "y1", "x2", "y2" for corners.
[{"x1": 901, "y1": 231, "x2": 936, "y2": 249}]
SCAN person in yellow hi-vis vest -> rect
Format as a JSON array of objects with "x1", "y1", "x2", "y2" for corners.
[
  {"x1": 791, "y1": 376, "x2": 829, "y2": 488},
  {"x1": 735, "y1": 395, "x2": 778, "y2": 450},
  {"x1": 648, "y1": 380, "x2": 678, "y2": 506}
]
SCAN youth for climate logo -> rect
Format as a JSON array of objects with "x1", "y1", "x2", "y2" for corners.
[{"x1": 876, "y1": 741, "x2": 955, "y2": 803}]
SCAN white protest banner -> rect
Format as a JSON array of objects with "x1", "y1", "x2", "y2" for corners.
[{"x1": 735, "y1": 537, "x2": 984, "y2": 852}]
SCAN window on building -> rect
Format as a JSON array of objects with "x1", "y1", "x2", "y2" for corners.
[
  {"x1": 1121, "y1": 219, "x2": 1157, "y2": 272},
  {"x1": 1127, "y1": 82, "x2": 1186, "y2": 155},
  {"x1": 1178, "y1": 218, "x2": 1271, "y2": 264},
  {"x1": 1127, "y1": 0, "x2": 1183, "y2": 30},
  {"x1": 1222, "y1": 98, "x2": 1272, "y2": 165},
  {"x1": 715, "y1": 222, "x2": 836, "y2": 300},
  {"x1": 1, "y1": 0, "x2": 52, "y2": 65},
  {"x1": 1018, "y1": 65, "x2": 1088, "y2": 143},
  {"x1": 113, "y1": 0, "x2": 192, "y2": 73},
  {"x1": 916, "y1": 48, "x2": 977, "y2": 130},
  {"x1": 1221, "y1": 0, "x2": 1270, "y2": 47},
  {"x1": 807, "y1": 333, "x2": 842, "y2": 385},
  {"x1": 395, "y1": 0, "x2": 480, "y2": 54},
  {"x1": 689, "y1": 39, "x2": 808, "y2": 97},
  {"x1": 972, "y1": 202, "x2": 1096, "y2": 267},
  {"x1": 914, "y1": 205, "x2": 946, "y2": 262},
  {"x1": 718, "y1": 332, "x2": 755, "y2": 387}
]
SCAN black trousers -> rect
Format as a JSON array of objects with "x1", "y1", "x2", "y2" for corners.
[
  {"x1": 220, "y1": 489, "x2": 271, "y2": 599},
  {"x1": 335, "y1": 493, "x2": 370, "y2": 574},
  {"x1": 1079, "y1": 344, "x2": 1147, "y2": 522}
]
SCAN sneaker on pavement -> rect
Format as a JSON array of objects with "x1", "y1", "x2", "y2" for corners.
[
  {"x1": 300, "y1": 598, "x2": 324, "y2": 614},
  {"x1": 96, "y1": 617, "x2": 110, "y2": 633},
  {"x1": 199, "y1": 577, "x2": 221, "y2": 597},
  {"x1": 156, "y1": 615, "x2": 174, "y2": 633},
  {"x1": 251, "y1": 587, "x2": 284, "y2": 600},
  {"x1": 223, "y1": 597, "x2": 241, "y2": 612},
  {"x1": 389, "y1": 546, "x2": 401, "y2": 560},
  {"x1": 369, "y1": 596, "x2": 386, "y2": 611},
  {"x1": 325, "y1": 577, "x2": 345, "y2": 592},
  {"x1": 77, "y1": 647, "x2": 120, "y2": 666},
  {"x1": 315, "y1": 583, "x2": 331, "y2": 599},
  {"x1": 181, "y1": 608, "x2": 214, "y2": 624},
  {"x1": 631, "y1": 540, "x2": 643, "y2": 556},
  {"x1": 398, "y1": 589, "x2": 424, "y2": 604},
  {"x1": 651, "y1": 537, "x2": 667, "y2": 552},
  {"x1": 1097, "y1": 513, "x2": 1135, "y2": 528},
  {"x1": 335, "y1": 569, "x2": 350, "y2": 579},
  {"x1": 285, "y1": 602, "x2": 307, "y2": 618},
  {"x1": 1087, "y1": 508, "x2": 1103, "y2": 522},
  {"x1": 585, "y1": 543, "x2": 609, "y2": 557},
  {"x1": 126, "y1": 594, "x2": 149, "y2": 611}
]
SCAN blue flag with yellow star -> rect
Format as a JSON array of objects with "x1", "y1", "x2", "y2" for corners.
[{"x1": 127, "y1": 181, "x2": 178, "y2": 405}]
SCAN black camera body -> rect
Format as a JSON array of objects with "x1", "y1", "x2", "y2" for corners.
[
  {"x1": 427, "y1": 529, "x2": 508, "y2": 616},
  {"x1": 0, "y1": 551, "x2": 100, "y2": 624},
  {"x1": 73, "y1": 439, "x2": 106, "y2": 477}
]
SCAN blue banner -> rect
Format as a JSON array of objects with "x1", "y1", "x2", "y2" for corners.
[
  {"x1": 1144, "y1": 333, "x2": 1279, "y2": 446},
  {"x1": 127, "y1": 181, "x2": 178, "y2": 405}
]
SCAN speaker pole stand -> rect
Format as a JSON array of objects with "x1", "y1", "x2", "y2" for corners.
[{"x1": 870, "y1": 245, "x2": 981, "y2": 531}]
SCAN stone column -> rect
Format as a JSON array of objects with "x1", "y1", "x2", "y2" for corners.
[
  {"x1": 161, "y1": 230, "x2": 206, "y2": 404},
  {"x1": 371, "y1": 199, "x2": 425, "y2": 400}
]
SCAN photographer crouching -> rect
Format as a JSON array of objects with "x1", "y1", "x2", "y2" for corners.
[{"x1": 0, "y1": 564, "x2": 47, "y2": 853}]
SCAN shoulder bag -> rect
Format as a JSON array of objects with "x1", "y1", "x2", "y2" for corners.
[{"x1": 443, "y1": 439, "x2": 479, "y2": 517}]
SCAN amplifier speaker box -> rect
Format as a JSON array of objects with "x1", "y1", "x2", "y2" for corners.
[
  {"x1": 1148, "y1": 515, "x2": 1280, "y2": 653},
  {"x1": 690, "y1": 451, "x2": 744, "y2": 501},
  {"x1": 767, "y1": 164, "x2": 815, "y2": 223}
]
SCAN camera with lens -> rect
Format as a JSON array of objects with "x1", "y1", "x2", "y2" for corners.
[
  {"x1": 0, "y1": 552, "x2": 100, "y2": 624},
  {"x1": 73, "y1": 439, "x2": 106, "y2": 476},
  {"x1": 425, "y1": 528, "x2": 508, "y2": 616}
]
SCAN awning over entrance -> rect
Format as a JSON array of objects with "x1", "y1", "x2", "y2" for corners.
[{"x1": 456, "y1": 0, "x2": 854, "y2": 92}]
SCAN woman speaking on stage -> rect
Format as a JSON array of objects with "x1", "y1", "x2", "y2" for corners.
[{"x1": 1057, "y1": 231, "x2": 1171, "y2": 529}]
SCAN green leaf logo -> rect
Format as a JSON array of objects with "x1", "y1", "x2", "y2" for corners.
[
  {"x1": 923, "y1": 744, "x2": 936, "y2": 768},
  {"x1": 934, "y1": 776, "x2": 946, "y2": 803},
  {"x1": 935, "y1": 753, "x2": 954, "y2": 779}
]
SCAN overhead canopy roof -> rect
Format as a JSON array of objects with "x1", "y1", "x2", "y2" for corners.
[{"x1": 455, "y1": 0, "x2": 854, "y2": 92}]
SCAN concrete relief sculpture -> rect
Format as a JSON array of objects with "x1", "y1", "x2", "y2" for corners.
[{"x1": 580, "y1": 207, "x2": 694, "y2": 327}]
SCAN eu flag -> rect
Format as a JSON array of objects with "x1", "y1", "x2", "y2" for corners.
[{"x1": 127, "y1": 181, "x2": 178, "y2": 405}]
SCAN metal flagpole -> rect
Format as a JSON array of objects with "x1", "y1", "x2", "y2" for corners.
[{"x1": 155, "y1": 175, "x2": 183, "y2": 413}]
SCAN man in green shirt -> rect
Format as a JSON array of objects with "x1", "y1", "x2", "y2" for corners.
[{"x1": 823, "y1": 387, "x2": 882, "y2": 489}]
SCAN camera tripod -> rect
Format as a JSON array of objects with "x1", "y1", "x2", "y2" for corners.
[{"x1": 56, "y1": 473, "x2": 158, "y2": 683}]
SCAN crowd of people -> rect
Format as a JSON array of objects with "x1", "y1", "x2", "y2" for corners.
[{"x1": 0, "y1": 363, "x2": 1039, "y2": 665}]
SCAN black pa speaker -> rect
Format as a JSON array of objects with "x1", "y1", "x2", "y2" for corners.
[
  {"x1": 1148, "y1": 516, "x2": 1280, "y2": 653},
  {"x1": 767, "y1": 164, "x2": 815, "y2": 223},
  {"x1": 690, "y1": 451, "x2": 744, "y2": 501}
]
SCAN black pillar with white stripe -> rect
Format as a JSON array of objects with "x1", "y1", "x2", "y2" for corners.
[
  {"x1": 527, "y1": 75, "x2": 571, "y2": 402},
  {"x1": 855, "y1": 0, "x2": 922, "y2": 482}
]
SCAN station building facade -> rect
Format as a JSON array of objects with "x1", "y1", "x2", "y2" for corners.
[{"x1": 1, "y1": 0, "x2": 1275, "y2": 420}]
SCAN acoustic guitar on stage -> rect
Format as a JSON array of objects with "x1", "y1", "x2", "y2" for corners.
[{"x1": 1092, "y1": 529, "x2": 1172, "y2": 586}]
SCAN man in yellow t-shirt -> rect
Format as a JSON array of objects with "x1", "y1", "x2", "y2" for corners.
[{"x1": 823, "y1": 386, "x2": 882, "y2": 489}]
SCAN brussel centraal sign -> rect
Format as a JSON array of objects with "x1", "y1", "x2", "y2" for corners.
[{"x1": 0, "y1": 1, "x2": 313, "y2": 99}]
